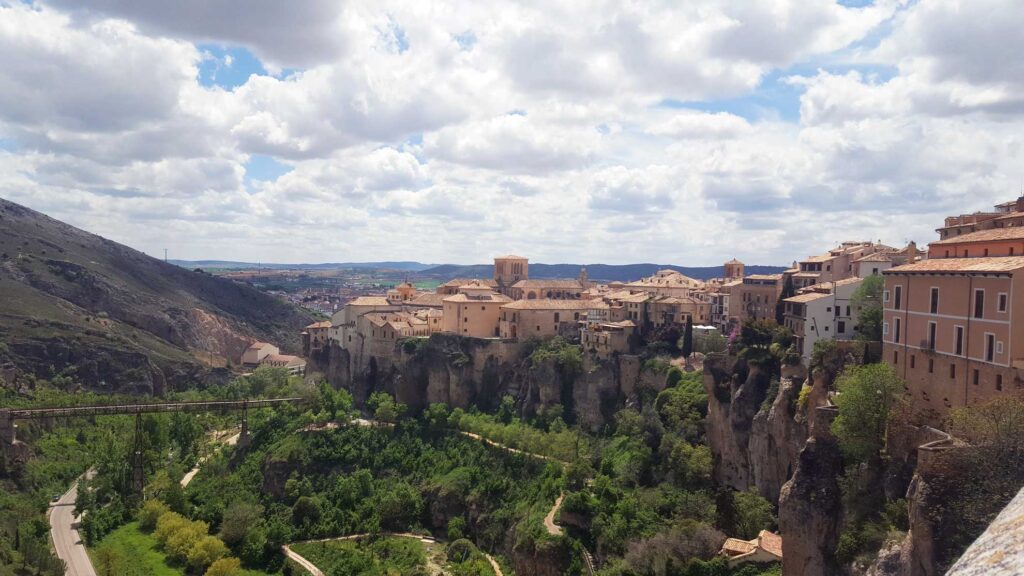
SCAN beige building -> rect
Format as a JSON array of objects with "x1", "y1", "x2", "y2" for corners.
[
  {"x1": 241, "y1": 342, "x2": 279, "y2": 366},
  {"x1": 442, "y1": 289, "x2": 512, "y2": 338},
  {"x1": 734, "y1": 274, "x2": 784, "y2": 322},
  {"x1": 510, "y1": 279, "x2": 585, "y2": 300},
  {"x1": 499, "y1": 299, "x2": 607, "y2": 340},
  {"x1": 720, "y1": 530, "x2": 783, "y2": 567},
  {"x1": 783, "y1": 277, "x2": 864, "y2": 360},
  {"x1": 301, "y1": 321, "x2": 331, "y2": 357},
  {"x1": 581, "y1": 320, "x2": 636, "y2": 358},
  {"x1": 436, "y1": 278, "x2": 498, "y2": 295},
  {"x1": 494, "y1": 255, "x2": 529, "y2": 296},
  {"x1": 330, "y1": 296, "x2": 400, "y2": 346},
  {"x1": 649, "y1": 295, "x2": 711, "y2": 327},
  {"x1": 624, "y1": 269, "x2": 704, "y2": 298},
  {"x1": 386, "y1": 281, "x2": 419, "y2": 303},
  {"x1": 723, "y1": 259, "x2": 745, "y2": 281}
]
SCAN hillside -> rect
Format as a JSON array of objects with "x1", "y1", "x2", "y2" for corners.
[
  {"x1": 420, "y1": 262, "x2": 788, "y2": 282},
  {"x1": 0, "y1": 198, "x2": 314, "y2": 395},
  {"x1": 170, "y1": 260, "x2": 434, "y2": 271}
]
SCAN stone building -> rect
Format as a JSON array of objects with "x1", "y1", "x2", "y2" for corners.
[
  {"x1": 783, "y1": 277, "x2": 863, "y2": 360},
  {"x1": 499, "y1": 299, "x2": 607, "y2": 340},
  {"x1": 494, "y1": 254, "x2": 529, "y2": 296}
]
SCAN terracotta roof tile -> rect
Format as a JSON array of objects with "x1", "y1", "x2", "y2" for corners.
[
  {"x1": 931, "y1": 227, "x2": 1024, "y2": 245},
  {"x1": 886, "y1": 257, "x2": 1024, "y2": 274},
  {"x1": 501, "y1": 299, "x2": 608, "y2": 310}
]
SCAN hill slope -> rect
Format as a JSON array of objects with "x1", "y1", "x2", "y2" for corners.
[
  {"x1": 420, "y1": 262, "x2": 787, "y2": 282},
  {"x1": 0, "y1": 198, "x2": 314, "y2": 395}
]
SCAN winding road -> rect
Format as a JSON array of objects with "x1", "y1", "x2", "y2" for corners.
[{"x1": 49, "y1": 471, "x2": 96, "y2": 576}]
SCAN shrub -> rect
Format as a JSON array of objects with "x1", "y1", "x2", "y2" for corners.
[
  {"x1": 205, "y1": 557, "x2": 243, "y2": 576},
  {"x1": 139, "y1": 499, "x2": 170, "y2": 531},
  {"x1": 188, "y1": 535, "x2": 229, "y2": 572}
]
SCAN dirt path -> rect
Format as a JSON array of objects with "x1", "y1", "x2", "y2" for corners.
[
  {"x1": 181, "y1": 430, "x2": 240, "y2": 488},
  {"x1": 543, "y1": 493, "x2": 565, "y2": 536},
  {"x1": 285, "y1": 533, "x2": 504, "y2": 576}
]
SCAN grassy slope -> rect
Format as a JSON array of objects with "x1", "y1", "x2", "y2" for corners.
[{"x1": 91, "y1": 522, "x2": 273, "y2": 576}]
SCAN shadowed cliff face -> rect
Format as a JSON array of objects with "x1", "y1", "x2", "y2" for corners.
[
  {"x1": 326, "y1": 335, "x2": 669, "y2": 429},
  {"x1": 0, "y1": 198, "x2": 314, "y2": 394},
  {"x1": 702, "y1": 354, "x2": 810, "y2": 502}
]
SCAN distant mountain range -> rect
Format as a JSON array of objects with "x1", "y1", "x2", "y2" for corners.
[
  {"x1": 419, "y1": 263, "x2": 787, "y2": 282},
  {"x1": 172, "y1": 260, "x2": 787, "y2": 282},
  {"x1": 170, "y1": 260, "x2": 435, "y2": 272}
]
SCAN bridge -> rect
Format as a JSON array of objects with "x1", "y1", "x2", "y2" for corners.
[{"x1": 1, "y1": 397, "x2": 305, "y2": 491}]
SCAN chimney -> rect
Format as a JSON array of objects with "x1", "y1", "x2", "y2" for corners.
[
  {"x1": 907, "y1": 241, "x2": 918, "y2": 263},
  {"x1": 1016, "y1": 196, "x2": 1024, "y2": 212}
]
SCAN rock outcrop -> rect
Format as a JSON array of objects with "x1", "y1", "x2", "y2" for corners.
[
  {"x1": 327, "y1": 335, "x2": 669, "y2": 428},
  {"x1": 703, "y1": 354, "x2": 811, "y2": 501},
  {"x1": 778, "y1": 408, "x2": 844, "y2": 576}
]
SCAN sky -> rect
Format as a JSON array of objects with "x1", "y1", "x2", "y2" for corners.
[{"x1": 2, "y1": 1, "x2": 1024, "y2": 266}]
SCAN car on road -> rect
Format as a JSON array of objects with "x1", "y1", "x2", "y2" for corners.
[{"x1": 51, "y1": 493, "x2": 61, "y2": 502}]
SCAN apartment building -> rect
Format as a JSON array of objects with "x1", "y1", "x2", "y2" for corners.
[
  {"x1": 783, "y1": 278, "x2": 863, "y2": 360},
  {"x1": 884, "y1": 197, "x2": 1024, "y2": 416}
]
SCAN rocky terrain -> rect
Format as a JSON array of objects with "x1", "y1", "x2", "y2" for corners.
[{"x1": 0, "y1": 198, "x2": 314, "y2": 394}]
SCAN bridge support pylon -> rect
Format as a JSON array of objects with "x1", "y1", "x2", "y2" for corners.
[
  {"x1": 131, "y1": 413, "x2": 145, "y2": 494},
  {"x1": 237, "y1": 401, "x2": 251, "y2": 450}
]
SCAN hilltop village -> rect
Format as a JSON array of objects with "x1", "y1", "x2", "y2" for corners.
[{"x1": 265, "y1": 197, "x2": 1024, "y2": 422}]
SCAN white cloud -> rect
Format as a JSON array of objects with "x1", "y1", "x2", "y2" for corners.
[{"x1": 4, "y1": 0, "x2": 1024, "y2": 266}]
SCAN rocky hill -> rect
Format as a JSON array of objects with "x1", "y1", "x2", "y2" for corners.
[{"x1": 0, "y1": 198, "x2": 314, "y2": 395}]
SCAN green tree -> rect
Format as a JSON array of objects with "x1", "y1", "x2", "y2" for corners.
[
  {"x1": 188, "y1": 535, "x2": 229, "y2": 572},
  {"x1": 852, "y1": 275, "x2": 884, "y2": 341},
  {"x1": 732, "y1": 489, "x2": 776, "y2": 540},
  {"x1": 496, "y1": 395, "x2": 516, "y2": 424},
  {"x1": 831, "y1": 363, "x2": 905, "y2": 463},
  {"x1": 681, "y1": 317, "x2": 694, "y2": 359},
  {"x1": 205, "y1": 557, "x2": 243, "y2": 576},
  {"x1": 139, "y1": 499, "x2": 170, "y2": 531},
  {"x1": 369, "y1": 391, "x2": 406, "y2": 423},
  {"x1": 219, "y1": 501, "x2": 263, "y2": 547}
]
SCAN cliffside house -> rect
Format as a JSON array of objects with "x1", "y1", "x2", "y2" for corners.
[{"x1": 720, "y1": 530, "x2": 783, "y2": 567}]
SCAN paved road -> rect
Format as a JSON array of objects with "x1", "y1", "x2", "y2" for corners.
[{"x1": 49, "y1": 475, "x2": 97, "y2": 576}]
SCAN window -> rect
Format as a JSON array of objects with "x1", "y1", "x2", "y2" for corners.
[
  {"x1": 929, "y1": 322, "x2": 937, "y2": 348},
  {"x1": 984, "y1": 248, "x2": 990, "y2": 256},
  {"x1": 1012, "y1": 248, "x2": 1016, "y2": 256},
  {"x1": 883, "y1": 290, "x2": 890, "y2": 303},
  {"x1": 950, "y1": 363, "x2": 957, "y2": 379},
  {"x1": 997, "y1": 341, "x2": 1004, "y2": 354},
  {"x1": 481, "y1": 306, "x2": 486, "y2": 310},
  {"x1": 955, "y1": 326, "x2": 965, "y2": 355},
  {"x1": 894, "y1": 286, "x2": 903, "y2": 310},
  {"x1": 910, "y1": 355, "x2": 916, "y2": 369},
  {"x1": 894, "y1": 350, "x2": 899, "y2": 364},
  {"x1": 846, "y1": 306, "x2": 851, "y2": 316},
  {"x1": 883, "y1": 322, "x2": 889, "y2": 335},
  {"x1": 997, "y1": 374, "x2": 1004, "y2": 391},
  {"x1": 838, "y1": 321, "x2": 846, "y2": 333},
  {"x1": 945, "y1": 250, "x2": 950, "y2": 258},
  {"x1": 986, "y1": 333, "x2": 995, "y2": 362},
  {"x1": 554, "y1": 313, "x2": 560, "y2": 323},
  {"x1": 975, "y1": 289, "x2": 985, "y2": 318},
  {"x1": 928, "y1": 358, "x2": 934, "y2": 373},
  {"x1": 973, "y1": 369, "x2": 980, "y2": 385},
  {"x1": 999, "y1": 293, "x2": 1008, "y2": 312},
  {"x1": 894, "y1": 317, "x2": 901, "y2": 343},
  {"x1": 930, "y1": 287, "x2": 939, "y2": 314}
]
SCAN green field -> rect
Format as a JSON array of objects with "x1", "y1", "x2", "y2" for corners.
[{"x1": 90, "y1": 522, "x2": 273, "y2": 576}]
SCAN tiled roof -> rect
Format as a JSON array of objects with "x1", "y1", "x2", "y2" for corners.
[
  {"x1": 442, "y1": 278, "x2": 497, "y2": 287},
  {"x1": 931, "y1": 227, "x2": 1024, "y2": 245},
  {"x1": 304, "y1": 321, "x2": 332, "y2": 329},
  {"x1": 246, "y1": 341, "x2": 274, "y2": 350},
  {"x1": 745, "y1": 274, "x2": 783, "y2": 281},
  {"x1": 443, "y1": 293, "x2": 512, "y2": 303},
  {"x1": 785, "y1": 292, "x2": 829, "y2": 304},
  {"x1": 408, "y1": 293, "x2": 446, "y2": 307},
  {"x1": 758, "y1": 531, "x2": 783, "y2": 558},
  {"x1": 855, "y1": 253, "x2": 894, "y2": 263},
  {"x1": 348, "y1": 296, "x2": 392, "y2": 306},
  {"x1": 885, "y1": 257, "x2": 1024, "y2": 274},
  {"x1": 502, "y1": 299, "x2": 608, "y2": 310},
  {"x1": 512, "y1": 279, "x2": 584, "y2": 289}
]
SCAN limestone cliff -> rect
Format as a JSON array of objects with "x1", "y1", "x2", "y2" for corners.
[
  {"x1": 326, "y1": 334, "x2": 668, "y2": 428},
  {"x1": 703, "y1": 354, "x2": 811, "y2": 502}
]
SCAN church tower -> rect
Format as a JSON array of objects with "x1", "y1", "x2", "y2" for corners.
[
  {"x1": 494, "y1": 255, "x2": 529, "y2": 296},
  {"x1": 724, "y1": 258, "x2": 745, "y2": 281}
]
